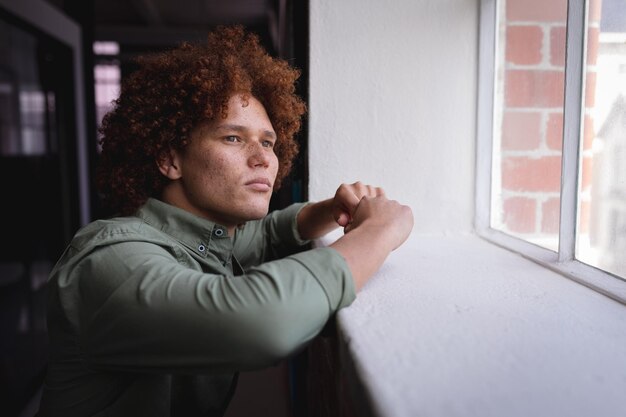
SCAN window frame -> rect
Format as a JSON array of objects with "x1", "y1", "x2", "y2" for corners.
[{"x1": 476, "y1": 0, "x2": 626, "y2": 305}]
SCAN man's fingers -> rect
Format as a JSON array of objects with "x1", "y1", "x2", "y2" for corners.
[
  {"x1": 333, "y1": 182, "x2": 387, "y2": 227},
  {"x1": 336, "y1": 212, "x2": 350, "y2": 227},
  {"x1": 336, "y1": 183, "x2": 362, "y2": 211},
  {"x1": 351, "y1": 182, "x2": 386, "y2": 199}
]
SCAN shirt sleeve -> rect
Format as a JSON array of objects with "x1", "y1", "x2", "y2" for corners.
[
  {"x1": 233, "y1": 203, "x2": 311, "y2": 268},
  {"x1": 76, "y1": 240, "x2": 355, "y2": 374}
]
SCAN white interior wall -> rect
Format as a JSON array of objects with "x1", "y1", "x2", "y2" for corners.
[{"x1": 309, "y1": 0, "x2": 479, "y2": 235}]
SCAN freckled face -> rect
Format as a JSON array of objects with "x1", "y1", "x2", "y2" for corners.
[{"x1": 169, "y1": 95, "x2": 279, "y2": 228}]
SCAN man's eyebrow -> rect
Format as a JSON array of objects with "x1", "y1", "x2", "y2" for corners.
[{"x1": 215, "y1": 124, "x2": 277, "y2": 139}]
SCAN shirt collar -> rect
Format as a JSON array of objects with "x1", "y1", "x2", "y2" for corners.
[{"x1": 135, "y1": 198, "x2": 232, "y2": 259}]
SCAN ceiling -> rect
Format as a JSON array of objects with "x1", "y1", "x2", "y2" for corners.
[{"x1": 92, "y1": 0, "x2": 283, "y2": 54}]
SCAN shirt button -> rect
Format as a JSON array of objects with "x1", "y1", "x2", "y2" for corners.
[
  {"x1": 214, "y1": 228, "x2": 225, "y2": 237},
  {"x1": 198, "y1": 244, "x2": 206, "y2": 252}
]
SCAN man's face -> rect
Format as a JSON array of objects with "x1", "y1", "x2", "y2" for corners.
[{"x1": 167, "y1": 94, "x2": 279, "y2": 230}]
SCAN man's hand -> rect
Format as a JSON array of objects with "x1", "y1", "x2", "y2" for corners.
[
  {"x1": 297, "y1": 181, "x2": 385, "y2": 240},
  {"x1": 296, "y1": 181, "x2": 413, "y2": 290},
  {"x1": 332, "y1": 182, "x2": 385, "y2": 228},
  {"x1": 343, "y1": 195, "x2": 413, "y2": 250},
  {"x1": 330, "y1": 193, "x2": 413, "y2": 290}
]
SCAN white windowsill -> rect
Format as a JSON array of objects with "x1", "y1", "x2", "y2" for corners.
[{"x1": 317, "y1": 232, "x2": 626, "y2": 417}]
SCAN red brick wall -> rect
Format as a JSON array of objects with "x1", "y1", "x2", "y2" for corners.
[
  {"x1": 579, "y1": 0, "x2": 603, "y2": 235},
  {"x1": 496, "y1": 0, "x2": 601, "y2": 240}
]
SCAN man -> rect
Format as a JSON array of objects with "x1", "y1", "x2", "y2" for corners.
[{"x1": 38, "y1": 25, "x2": 413, "y2": 416}]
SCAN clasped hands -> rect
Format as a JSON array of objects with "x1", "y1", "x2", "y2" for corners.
[{"x1": 331, "y1": 182, "x2": 413, "y2": 248}]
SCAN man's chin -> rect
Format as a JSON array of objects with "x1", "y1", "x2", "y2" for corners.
[
  {"x1": 249, "y1": 208, "x2": 270, "y2": 220},
  {"x1": 229, "y1": 199, "x2": 272, "y2": 224},
  {"x1": 239, "y1": 206, "x2": 270, "y2": 222}
]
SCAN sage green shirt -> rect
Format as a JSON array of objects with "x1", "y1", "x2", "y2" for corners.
[{"x1": 38, "y1": 198, "x2": 355, "y2": 417}]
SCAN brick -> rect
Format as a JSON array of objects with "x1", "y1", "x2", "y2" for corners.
[
  {"x1": 506, "y1": 25, "x2": 543, "y2": 65},
  {"x1": 550, "y1": 26, "x2": 567, "y2": 67},
  {"x1": 547, "y1": 113, "x2": 595, "y2": 151},
  {"x1": 586, "y1": 27, "x2": 600, "y2": 66},
  {"x1": 588, "y1": 0, "x2": 603, "y2": 22},
  {"x1": 585, "y1": 71, "x2": 597, "y2": 107},
  {"x1": 505, "y1": 70, "x2": 565, "y2": 108},
  {"x1": 506, "y1": 0, "x2": 567, "y2": 22},
  {"x1": 501, "y1": 111, "x2": 542, "y2": 150},
  {"x1": 550, "y1": 28, "x2": 599, "y2": 68},
  {"x1": 503, "y1": 197, "x2": 537, "y2": 233},
  {"x1": 502, "y1": 156, "x2": 562, "y2": 192},
  {"x1": 541, "y1": 197, "x2": 561, "y2": 234},
  {"x1": 546, "y1": 112, "x2": 563, "y2": 150}
]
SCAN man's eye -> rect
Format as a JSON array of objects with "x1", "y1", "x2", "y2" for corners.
[
  {"x1": 224, "y1": 136, "x2": 240, "y2": 143},
  {"x1": 262, "y1": 140, "x2": 274, "y2": 148}
]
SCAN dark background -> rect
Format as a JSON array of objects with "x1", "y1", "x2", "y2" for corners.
[{"x1": 0, "y1": 1, "x2": 310, "y2": 416}]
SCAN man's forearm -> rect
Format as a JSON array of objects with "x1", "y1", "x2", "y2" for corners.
[
  {"x1": 296, "y1": 198, "x2": 393, "y2": 291},
  {"x1": 330, "y1": 224, "x2": 396, "y2": 291},
  {"x1": 331, "y1": 196, "x2": 413, "y2": 291},
  {"x1": 296, "y1": 187, "x2": 413, "y2": 293}
]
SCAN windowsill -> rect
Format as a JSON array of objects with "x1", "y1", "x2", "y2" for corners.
[{"x1": 317, "y1": 232, "x2": 626, "y2": 417}]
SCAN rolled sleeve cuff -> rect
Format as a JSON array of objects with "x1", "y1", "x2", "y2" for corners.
[
  {"x1": 273, "y1": 202, "x2": 311, "y2": 247},
  {"x1": 288, "y1": 246, "x2": 356, "y2": 311}
]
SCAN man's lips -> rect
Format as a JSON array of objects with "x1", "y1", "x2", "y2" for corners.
[{"x1": 244, "y1": 178, "x2": 272, "y2": 191}]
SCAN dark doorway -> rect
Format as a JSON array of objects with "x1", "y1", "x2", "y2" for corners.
[{"x1": 0, "y1": 9, "x2": 82, "y2": 417}]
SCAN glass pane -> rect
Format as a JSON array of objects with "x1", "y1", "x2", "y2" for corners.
[
  {"x1": 576, "y1": 0, "x2": 626, "y2": 278},
  {"x1": 93, "y1": 41, "x2": 120, "y2": 153},
  {"x1": 0, "y1": 21, "x2": 52, "y2": 156},
  {"x1": 491, "y1": 0, "x2": 569, "y2": 251}
]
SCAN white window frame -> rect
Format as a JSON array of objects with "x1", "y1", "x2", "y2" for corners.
[{"x1": 476, "y1": 0, "x2": 626, "y2": 305}]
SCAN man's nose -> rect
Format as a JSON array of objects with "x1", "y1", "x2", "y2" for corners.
[{"x1": 247, "y1": 141, "x2": 270, "y2": 167}]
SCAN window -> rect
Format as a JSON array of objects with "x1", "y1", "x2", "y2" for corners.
[
  {"x1": 0, "y1": 4, "x2": 87, "y2": 413},
  {"x1": 576, "y1": 2, "x2": 626, "y2": 278},
  {"x1": 477, "y1": 0, "x2": 626, "y2": 302},
  {"x1": 491, "y1": 0, "x2": 568, "y2": 252},
  {"x1": 93, "y1": 41, "x2": 121, "y2": 151}
]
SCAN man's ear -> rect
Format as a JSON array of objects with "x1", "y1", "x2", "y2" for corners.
[{"x1": 156, "y1": 149, "x2": 183, "y2": 180}]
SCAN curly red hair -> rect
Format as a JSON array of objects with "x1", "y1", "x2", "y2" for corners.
[{"x1": 96, "y1": 25, "x2": 306, "y2": 215}]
